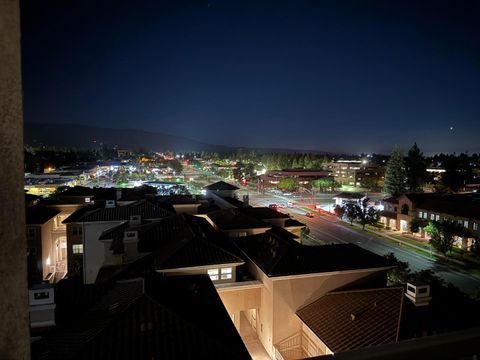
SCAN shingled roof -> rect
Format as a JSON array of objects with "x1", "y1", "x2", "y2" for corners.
[
  {"x1": 207, "y1": 208, "x2": 272, "y2": 231},
  {"x1": 26, "y1": 205, "x2": 60, "y2": 225},
  {"x1": 203, "y1": 181, "x2": 239, "y2": 191},
  {"x1": 403, "y1": 193, "x2": 480, "y2": 220},
  {"x1": 63, "y1": 200, "x2": 173, "y2": 223},
  {"x1": 99, "y1": 215, "x2": 244, "y2": 271},
  {"x1": 32, "y1": 276, "x2": 250, "y2": 360},
  {"x1": 240, "y1": 207, "x2": 290, "y2": 220},
  {"x1": 234, "y1": 230, "x2": 392, "y2": 277},
  {"x1": 297, "y1": 287, "x2": 404, "y2": 353}
]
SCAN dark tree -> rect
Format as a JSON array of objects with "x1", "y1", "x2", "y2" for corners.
[
  {"x1": 344, "y1": 202, "x2": 357, "y2": 225},
  {"x1": 334, "y1": 205, "x2": 345, "y2": 220},
  {"x1": 405, "y1": 143, "x2": 427, "y2": 192},
  {"x1": 355, "y1": 199, "x2": 379, "y2": 230},
  {"x1": 383, "y1": 146, "x2": 406, "y2": 197}
]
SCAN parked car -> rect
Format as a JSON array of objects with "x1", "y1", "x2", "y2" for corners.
[
  {"x1": 269, "y1": 204, "x2": 278, "y2": 210},
  {"x1": 306, "y1": 212, "x2": 315, "y2": 218},
  {"x1": 278, "y1": 203, "x2": 287, "y2": 208}
]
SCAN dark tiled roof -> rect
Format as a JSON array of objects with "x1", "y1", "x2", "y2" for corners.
[
  {"x1": 297, "y1": 287, "x2": 404, "y2": 353},
  {"x1": 203, "y1": 181, "x2": 239, "y2": 191},
  {"x1": 207, "y1": 208, "x2": 272, "y2": 230},
  {"x1": 63, "y1": 200, "x2": 173, "y2": 223},
  {"x1": 25, "y1": 205, "x2": 60, "y2": 225},
  {"x1": 240, "y1": 207, "x2": 290, "y2": 219},
  {"x1": 158, "y1": 237, "x2": 244, "y2": 270},
  {"x1": 99, "y1": 215, "x2": 244, "y2": 270},
  {"x1": 284, "y1": 218, "x2": 306, "y2": 227},
  {"x1": 32, "y1": 276, "x2": 250, "y2": 360},
  {"x1": 334, "y1": 192, "x2": 366, "y2": 200},
  {"x1": 234, "y1": 230, "x2": 391, "y2": 277},
  {"x1": 156, "y1": 195, "x2": 200, "y2": 205},
  {"x1": 404, "y1": 193, "x2": 480, "y2": 220}
]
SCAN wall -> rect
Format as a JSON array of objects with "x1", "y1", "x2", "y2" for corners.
[
  {"x1": 0, "y1": 0, "x2": 30, "y2": 356},
  {"x1": 41, "y1": 219, "x2": 55, "y2": 279},
  {"x1": 172, "y1": 203, "x2": 200, "y2": 215},
  {"x1": 84, "y1": 222, "x2": 122, "y2": 283},
  {"x1": 217, "y1": 285, "x2": 262, "y2": 331}
]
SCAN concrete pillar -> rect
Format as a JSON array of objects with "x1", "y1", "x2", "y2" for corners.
[{"x1": 0, "y1": 0, "x2": 30, "y2": 358}]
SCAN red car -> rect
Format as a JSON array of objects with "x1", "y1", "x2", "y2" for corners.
[
  {"x1": 306, "y1": 212, "x2": 315, "y2": 218},
  {"x1": 269, "y1": 204, "x2": 278, "y2": 210}
]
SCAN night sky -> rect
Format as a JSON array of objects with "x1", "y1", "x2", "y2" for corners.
[{"x1": 21, "y1": 0, "x2": 480, "y2": 154}]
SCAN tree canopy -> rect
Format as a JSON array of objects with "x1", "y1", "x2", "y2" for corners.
[{"x1": 383, "y1": 146, "x2": 406, "y2": 197}]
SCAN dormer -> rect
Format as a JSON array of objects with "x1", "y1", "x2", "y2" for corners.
[{"x1": 405, "y1": 282, "x2": 432, "y2": 306}]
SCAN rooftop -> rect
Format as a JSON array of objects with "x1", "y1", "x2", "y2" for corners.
[
  {"x1": 99, "y1": 215, "x2": 244, "y2": 271},
  {"x1": 203, "y1": 181, "x2": 239, "y2": 191},
  {"x1": 240, "y1": 207, "x2": 290, "y2": 220},
  {"x1": 207, "y1": 208, "x2": 272, "y2": 231},
  {"x1": 404, "y1": 192, "x2": 480, "y2": 220},
  {"x1": 297, "y1": 287, "x2": 404, "y2": 353},
  {"x1": 25, "y1": 205, "x2": 60, "y2": 225},
  {"x1": 234, "y1": 230, "x2": 392, "y2": 277},
  {"x1": 32, "y1": 275, "x2": 250, "y2": 360},
  {"x1": 63, "y1": 199, "x2": 173, "y2": 223}
]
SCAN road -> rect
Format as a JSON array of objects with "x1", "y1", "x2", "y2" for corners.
[{"x1": 245, "y1": 191, "x2": 480, "y2": 295}]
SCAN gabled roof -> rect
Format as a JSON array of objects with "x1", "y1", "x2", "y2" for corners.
[
  {"x1": 52, "y1": 185, "x2": 157, "y2": 201},
  {"x1": 402, "y1": 192, "x2": 480, "y2": 220},
  {"x1": 203, "y1": 181, "x2": 239, "y2": 191},
  {"x1": 25, "y1": 205, "x2": 60, "y2": 225},
  {"x1": 240, "y1": 207, "x2": 290, "y2": 220},
  {"x1": 297, "y1": 287, "x2": 404, "y2": 353},
  {"x1": 32, "y1": 276, "x2": 250, "y2": 360},
  {"x1": 99, "y1": 215, "x2": 244, "y2": 270},
  {"x1": 234, "y1": 230, "x2": 391, "y2": 277},
  {"x1": 63, "y1": 200, "x2": 173, "y2": 223},
  {"x1": 158, "y1": 237, "x2": 244, "y2": 270},
  {"x1": 207, "y1": 208, "x2": 272, "y2": 231},
  {"x1": 333, "y1": 192, "x2": 366, "y2": 200},
  {"x1": 156, "y1": 194, "x2": 200, "y2": 205}
]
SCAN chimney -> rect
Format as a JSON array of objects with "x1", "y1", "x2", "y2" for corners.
[
  {"x1": 123, "y1": 230, "x2": 138, "y2": 242},
  {"x1": 29, "y1": 284, "x2": 56, "y2": 330},
  {"x1": 405, "y1": 282, "x2": 432, "y2": 306},
  {"x1": 129, "y1": 215, "x2": 141, "y2": 226},
  {"x1": 116, "y1": 189, "x2": 122, "y2": 201},
  {"x1": 105, "y1": 200, "x2": 116, "y2": 208}
]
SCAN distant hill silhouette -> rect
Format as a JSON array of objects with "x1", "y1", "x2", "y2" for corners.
[
  {"x1": 24, "y1": 122, "x2": 330, "y2": 154},
  {"x1": 24, "y1": 123, "x2": 232, "y2": 152}
]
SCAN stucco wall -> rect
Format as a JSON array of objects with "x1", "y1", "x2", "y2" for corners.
[{"x1": 84, "y1": 222, "x2": 122, "y2": 283}]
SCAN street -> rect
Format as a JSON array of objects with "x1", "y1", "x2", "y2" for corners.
[{"x1": 245, "y1": 191, "x2": 480, "y2": 295}]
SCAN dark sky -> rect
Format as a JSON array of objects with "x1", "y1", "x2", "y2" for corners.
[{"x1": 21, "y1": 0, "x2": 480, "y2": 154}]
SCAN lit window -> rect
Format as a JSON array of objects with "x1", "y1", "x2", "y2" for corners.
[
  {"x1": 72, "y1": 244, "x2": 83, "y2": 254},
  {"x1": 221, "y1": 267, "x2": 232, "y2": 280},
  {"x1": 435, "y1": 215, "x2": 440, "y2": 221},
  {"x1": 464, "y1": 221, "x2": 469, "y2": 228},
  {"x1": 419, "y1": 211, "x2": 423, "y2": 218},
  {"x1": 430, "y1": 214, "x2": 435, "y2": 220},
  {"x1": 208, "y1": 268, "x2": 219, "y2": 281},
  {"x1": 474, "y1": 223, "x2": 478, "y2": 231}
]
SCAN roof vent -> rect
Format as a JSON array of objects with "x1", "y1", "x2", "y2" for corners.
[
  {"x1": 405, "y1": 282, "x2": 432, "y2": 307},
  {"x1": 129, "y1": 215, "x2": 141, "y2": 226},
  {"x1": 105, "y1": 200, "x2": 116, "y2": 208},
  {"x1": 124, "y1": 230, "x2": 138, "y2": 242}
]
